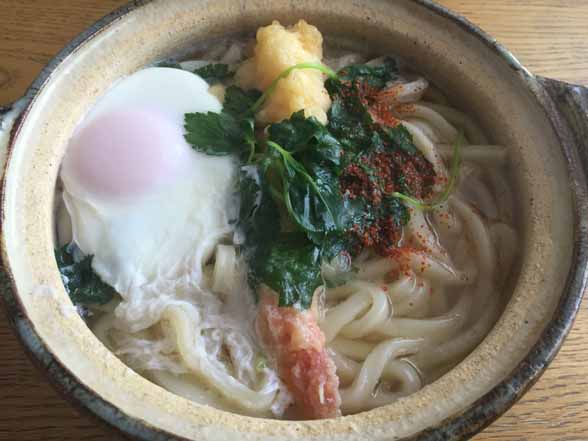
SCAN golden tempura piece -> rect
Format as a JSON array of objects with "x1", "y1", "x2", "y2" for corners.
[{"x1": 236, "y1": 20, "x2": 331, "y2": 124}]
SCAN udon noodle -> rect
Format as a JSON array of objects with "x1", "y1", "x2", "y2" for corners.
[{"x1": 57, "y1": 32, "x2": 518, "y2": 419}]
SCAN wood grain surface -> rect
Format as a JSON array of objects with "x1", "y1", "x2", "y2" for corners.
[{"x1": 0, "y1": 1, "x2": 587, "y2": 440}]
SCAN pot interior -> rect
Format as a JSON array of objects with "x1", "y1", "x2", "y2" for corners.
[{"x1": 1, "y1": 0, "x2": 575, "y2": 439}]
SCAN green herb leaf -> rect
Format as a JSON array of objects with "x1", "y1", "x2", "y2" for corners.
[
  {"x1": 238, "y1": 167, "x2": 325, "y2": 309},
  {"x1": 392, "y1": 132, "x2": 464, "y2": 210},
  {"x1": 268, "y1": 110, "x2": 343, "y2": 170},
  {"x1": 194, "y1": 63, "x2": 233, "y2": 84},
  {"x1": 327, "y1": 95, "x2": 377, "y2": 154},
  {"x1": 266, "y1": 140, "x2": 344, "y2": 237},
  {"x1": 320, "y1": 230, "x2": 354, "y2": 262},
  {"x1": 184, "y1": 111, "x2": 246, "y2": 156},
  {"x1": 184, "y1": 85, "x2": 262, "y2": 158},
  {"x1": 238, "y1": 165, "x2": 280, "y2": 250},
  {"x1": 55, "y1": 245, "x2": 116, "y2": 305},
  {"x1": 337, "y1": 57, "x2": 399, "y2": 89},
  {"x1": 380, "y1": 124, "x2": 418, "y2": 155},
  {"x1": 223, "y1": 86, "x2": 262, "y2": 118},
  {"x1": 301, "y1": 163, "x2": 349, "y2": 240},
  {"x1": 181, "y1": 58, "x2": 444, "y2": 311},
  {"x1": 267, "y1": 111, "x2": 325, "y2": 154},
  {"x1": 255, "y1": 233, "x2": 322, "y2": 309},
  {"x1": 326, "y1": 65, "x2": 418, "y2": 156}
]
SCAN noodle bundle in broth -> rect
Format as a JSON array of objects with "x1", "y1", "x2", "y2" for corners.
[{"x1": 54, "y1": 20, "x2": 517, "y2": 419}]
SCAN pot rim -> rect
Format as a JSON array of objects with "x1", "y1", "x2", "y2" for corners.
[{"x1": 1, "y1": 1, "x2": 586, "y2": 440}]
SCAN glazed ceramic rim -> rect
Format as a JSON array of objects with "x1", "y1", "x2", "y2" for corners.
[{"x1": 1, "y1": 1, "x2": 586, "y2": 440}]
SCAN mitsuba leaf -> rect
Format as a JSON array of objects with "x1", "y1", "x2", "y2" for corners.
[
  {"x1": 381, "y1": 124, "x2": 418, "y2": 155},
  {"x1": 269, "y1": 111, "x2": 343, "y2": 169},
  {"x1": 265, "y1": 113, "x2": 354, "y2": 245},
  {"x1": 238, "y1": 166, "x2": 324, "y2": 309},
  {"x1": 280, "y1": 152, "x2": 330, "y2": 234},
  {"x1": 265, "y1": 141, "x2": 343, "y2": 239},
  {"x1": 55, "y1": 245, "x2": 116, "y2": 306},
  {"x1": 184, "y1": 111, "x2": 245, "y2": 155},
  {"x1": 155, "y1": 61, "x2": 234, "y2": 85},
  {"x1": 238, "y1": 165, "x2": 280, "y2": 249},
  {"x1": 238, "y1": 165, "x2": 281, "y2": 297},
  {"x1": 184, "y1": 86, "x2": 261, "y2": 158},
  {"x1": 194, "y1": 63, "x2": 233, "y2": 84},
  {"x1": 267, "y1": 111, "x2": 326, "y2": 154},
  {"x1": 320, "y1": 231, "x2": 353, "y2": 262},
  {"x1": 327, "y1": 74, "x2": 418, "y2": 156},
  {"x1": 255, "y1": 233, "x2": 322, "y2": 309},
  {"x1": 327, "y1": 96, "x2": 374, "y2": 153},
  {"x1": 337, "y1": 56, "x2": 399, "y2": 89},
  {"x1": 181, "y1": 60, "x2": 437, "y2": 311},
  {"x1": 301, "y1": 164, "x2": 347, "y2": 240},
  {"x1": 223, "y1": 86, "x2": 263, "y2": 117}
]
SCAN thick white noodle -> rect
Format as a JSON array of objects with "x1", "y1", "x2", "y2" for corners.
[
  {"x1": 419, "y1": 102, "x2": 489, "y2": 144},
  {"x1": 406, "y1": 208, "x2": 450, "y2": 262},
  {"x1": 325, "y1": 53, "x2": 365, "y2": 71},
  {"x1": 339, "y1": 339, "x2": 423, "y2": 413},
  {"x1": 212, "y1": 244, "x2": 237, "y2": 298},
  {"x1": 409, "y1": 197, "x2": 497, "y2": 369},
  {"x1": 423, "y1": 84, "x2": 450, "y2": 105},
  {"x1": 396, "y1": 104, "x2": 459, "y2": 143},
  {"x1": 329, "y1": 350, "x2": 422, "y2": 393},
  {"x1": 321, "y1": 283, "x2": 390, "y2": 342},
  {"x1": 402, "y1": 121, "x2": 448, "y2": 187},
  {"x1": 380, "y1": 78, "x2": 430, "y2": 105},
  {"x1": 74, "y1": 45, "x2": 517, "y2": 417},
  {"x1": 162, "y1": 304, "x2": 277, "y2": 413},
  {"x1": 391, "y1": 276, "x2": 431, "y2": 318},
  {"x1": 317, "y1": 76, "x2": 516, "y2": 413},
  {"x1": 149, "y1": 370, "x2": 236, "y2": 410},
  {"x1": 458, "y1": 169, "x2": 499, "y2": 219},
  {"x1": 437, "y1": 144, "x2": 508, "y2": 165},
  {"x1": 356, "y1": 252, "x2": 476, "y2": 286},
  {"x1": 330, "y1": 338, "x2": 375, "y2": 361},
  {"x1": 375, "y1": 293, "x2": 470, "y2": 343},
  {"x1": 405, "y1": 119, "x2": 440, "y2": 142}
]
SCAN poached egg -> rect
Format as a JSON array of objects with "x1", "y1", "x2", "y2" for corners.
[{"x1": 61, "y1": 67, "x2": 236, "y2": 312}]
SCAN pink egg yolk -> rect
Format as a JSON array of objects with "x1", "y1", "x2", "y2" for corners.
[{"x1": 63, "y1": 108, "x2": 188, "y2": 198}]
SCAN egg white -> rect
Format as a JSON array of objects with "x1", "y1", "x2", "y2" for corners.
[{"x1": 61, "y1": 67, "x2": 237, "y2": 327}]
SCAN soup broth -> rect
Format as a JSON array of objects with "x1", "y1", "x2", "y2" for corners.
[{"x1": 54, "y1": 20, "x2": 517, "y2": 419}]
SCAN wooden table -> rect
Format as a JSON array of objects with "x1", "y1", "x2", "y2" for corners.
[{"x1": 1, "y1": 1, "x2": 587, "y2": 440}]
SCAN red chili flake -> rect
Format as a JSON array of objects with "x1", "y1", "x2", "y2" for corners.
[
  {"x1": 395, "y1": 103, "x2": 417, "y2": 115},
  {"x1": 375, "y1": 84, "x2": 402, "y2": 103},
  {"x1": 336, "y1": 79, "x2": 438, "y2": 259}
]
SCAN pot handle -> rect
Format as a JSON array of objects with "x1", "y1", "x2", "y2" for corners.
[{"x1": 536, "y1": 76, "x2": 588, "y2": 167}]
